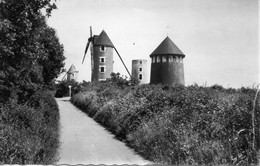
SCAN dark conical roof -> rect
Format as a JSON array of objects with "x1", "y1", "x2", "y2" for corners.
[
  {"x1": 150, "y1": 36, "x2": 185, "y2": 57},
  {"x1": 67, "y1": 64, "x2": 78, "y2": 74},
  {"x1": 95, "y1": 30, "x2": 114, "y2": 47}
]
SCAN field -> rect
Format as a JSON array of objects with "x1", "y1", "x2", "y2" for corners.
[{"x1": 70, "y1": 78, "x2": 260, "y2": 165}]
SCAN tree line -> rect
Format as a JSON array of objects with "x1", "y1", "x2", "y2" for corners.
[
  {"x1": 0, "y1": 0, "x2": 65, "y2": 103},
  {"x1": 0, "y1": 0, "x2": 65, "y2": 164}
]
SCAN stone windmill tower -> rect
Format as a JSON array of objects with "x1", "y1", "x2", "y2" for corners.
[
  {"x1": 62, "y1": 64, "x2": 79, "y2": 81},
  {"x1": 131, "y1": 59, "x2": 148, "y2": 84},
  {"x1": 82, "y1": 27, "x2": 131, "y2": 82},
  {"x1": 150, "y1": 36, "x2": 185, "y2": 85}
]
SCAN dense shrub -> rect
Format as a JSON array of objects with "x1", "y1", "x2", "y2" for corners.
[
  {"x1": 106, "y1": 72, "x2": 140, "y2": 87},
  {"x1": 0, "y1": 90, "x2": 60, "y2": 164},
  {"x1": 71, "y1": 91, "x2": 99, "y2": 118},
  {"x1": 71, "y1": 81, "x2": 260, "y2": 165},
  {"x1": 55, "y1": 80, "x2": 81, "y2": 98},
  {"x1": 0, "y1": 1, "x2": 63, "y2": 164}
]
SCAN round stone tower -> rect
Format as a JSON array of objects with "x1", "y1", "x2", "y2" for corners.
[
  {"x1": 91, "y1": 30, "x2": 114, "y2": 82},
  {"x1": 150, "y1": 36, "x2": 185, "y2": 86},
  {"x1": 132, "y1": 59, "x2": 148, "y2": 84}
]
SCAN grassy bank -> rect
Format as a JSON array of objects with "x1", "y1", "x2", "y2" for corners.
[
  {"x1": 71, "y1": 80, "x2": 259, "y2": 165},
  {"x1": 0, "y1": 90, "x2": 60, "y2": 164}
]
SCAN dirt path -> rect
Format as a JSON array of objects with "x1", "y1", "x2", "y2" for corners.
[{"x1": 56, "y1": 97, "x2": 151, "y2": 165}]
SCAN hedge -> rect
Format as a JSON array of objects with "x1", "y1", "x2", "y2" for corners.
[
  {"x1": 0, "y1": 90, "x2": 60, "y2": 164},
  {"x1": 71, "y1": 82, "x2": 260, "y2": 165}
]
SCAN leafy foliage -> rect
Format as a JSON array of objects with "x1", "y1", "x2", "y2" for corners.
[
  {"x1": 0, "y1": 0, "x2": 63, "y2": 164},
  {"x1": 106, "y1": 72, "x2": 140, "y2": 87},
  {"x1": 55, "y1": 79, "x2": 81, "y2": 98},
  {"x1": 0, "y1": 90, "x2": 60, "y2": 164},
  {"x1": 0, "y1": 0, "x2": 65, "y2": 102},
  {"x1": 71, "y1": 80, "x2": 260, "y2": 165}
]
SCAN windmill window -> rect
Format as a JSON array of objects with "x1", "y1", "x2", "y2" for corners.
[
  {"x1": 100, "y1": 46, "x2": 106, "y2": 52},
  {"x1": 139, "y1": 74, "x2": 142, "y2": 80},
  {"x1": 152, "y1": 57, "x2": 156, "y2": 63},
  {"x1": 156, "y1": 56, "x2": 161, "y2": 63},
  {"x1": 99, "y1": 66, "x2": 106, "y2": 73},
  {"x1": 100, "y1": 57, "x2": 106, "y2": 63},
  {"x1": 162, "y1": 56, "x2": 167, "y2": 62},
  {"x1": 140, "y1": 61, "x2": 142, "y2": 64},
  {"x1": 139, "y1": 68, "x2": 142, "y2": 72},
  {"x1": 101, "y1": 67, "x2": 105, "y2": 73},
  {"x1": 169, "y1": 56, "x2": 174, "y2": 62}
]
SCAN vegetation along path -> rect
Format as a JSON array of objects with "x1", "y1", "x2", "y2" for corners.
[{"x1": 56, "y1": 97, "x2": 151, "y2": 165}]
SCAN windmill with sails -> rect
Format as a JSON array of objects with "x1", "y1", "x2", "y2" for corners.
[{"x1": 82, "y1": 27, "x2": 131, "y2": 82}]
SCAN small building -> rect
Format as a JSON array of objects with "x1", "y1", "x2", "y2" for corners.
[
  {"x1": 132, "y1": 59, "x2": 148, "y2": 84},
  {"x1": 150, "y1": 36, "x2": 185, "y2": 86},
  {"x1": 67, "y1": 64, "x2": 79, "y2": 81}
]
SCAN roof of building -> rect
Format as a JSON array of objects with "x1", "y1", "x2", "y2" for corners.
[
  {"x1": 94, "y1": 30, "x2": 114, "y2": 47},
  {"x1": 67, "y1": 64, "x2": 78, "y2": 74},
  {"x1": 93, "y1": 35, "x2": 99, "y2": 43},
  {"x1": 150, "y1": 36, "x2": 185, "y2": 57}
]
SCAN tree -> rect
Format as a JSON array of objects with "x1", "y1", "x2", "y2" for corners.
[
  {"x1": 37, "y1": 23, "x2": 65, "y2": 87},
  {"x1": 0, "y1": 0, "x2": 65, "y2": 102},
  {"x1": 107, "y1": 72, "x2": 140, "y2": 87}
]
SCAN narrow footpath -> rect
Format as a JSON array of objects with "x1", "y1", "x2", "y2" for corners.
[{"x1": 56, "y1": 97, "x2": 151, "y2": 165}]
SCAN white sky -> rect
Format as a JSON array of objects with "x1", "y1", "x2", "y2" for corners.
[{"x1": 47, "y1": 0, "x2": 259, "y2": 88}]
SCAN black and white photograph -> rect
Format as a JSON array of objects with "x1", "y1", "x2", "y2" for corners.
[{"x1": 0, "y1": 0, "x2": 259, "y2": 165}]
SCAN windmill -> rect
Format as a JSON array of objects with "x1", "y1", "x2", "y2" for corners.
[
  {"x1": 62, "y1": 64, "x2": 79, "y2": 82},
  {"x1": 82, "y1": 26, "x2": 131, "y2": 82}
]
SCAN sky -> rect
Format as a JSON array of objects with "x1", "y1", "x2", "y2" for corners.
[{"x1": 47, "y1": 0, "x2": 259, "y2": 88}]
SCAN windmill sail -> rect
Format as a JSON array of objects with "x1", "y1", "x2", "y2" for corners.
[
  {"x1": 82, "y1": 26, "x2": 93, "y2": 64},
  {"x1": 114, "y1": 46, "x2": 131, "y2": 77},
  {"x1": 82, "y1": 40, "x2": 90, "y2": 64}
]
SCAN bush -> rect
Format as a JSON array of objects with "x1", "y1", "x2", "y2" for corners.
[
  {"x1": 55, "y1": 80, "x2": 80, "y2": 98},
  {"x1": 0, "y1": 90, "x2": 60, "y2": 164},
  {"x1": 71, "y1": 80, "x2": 260, "y2": 165},
  {"x1": 71, "y1": 91, "x2": 99, "y2": 117}
]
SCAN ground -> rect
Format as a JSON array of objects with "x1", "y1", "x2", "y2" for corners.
[{"x1": 56, "y1": 97, "x2": 151, "y2": 165}]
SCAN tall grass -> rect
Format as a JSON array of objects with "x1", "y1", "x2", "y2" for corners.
[
  {"x1": 0, "y1": 90, "x2": 60, "y2": 164},
  {"x1": 71, "y1": 82, "x2": 260, "y2": 165}
]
